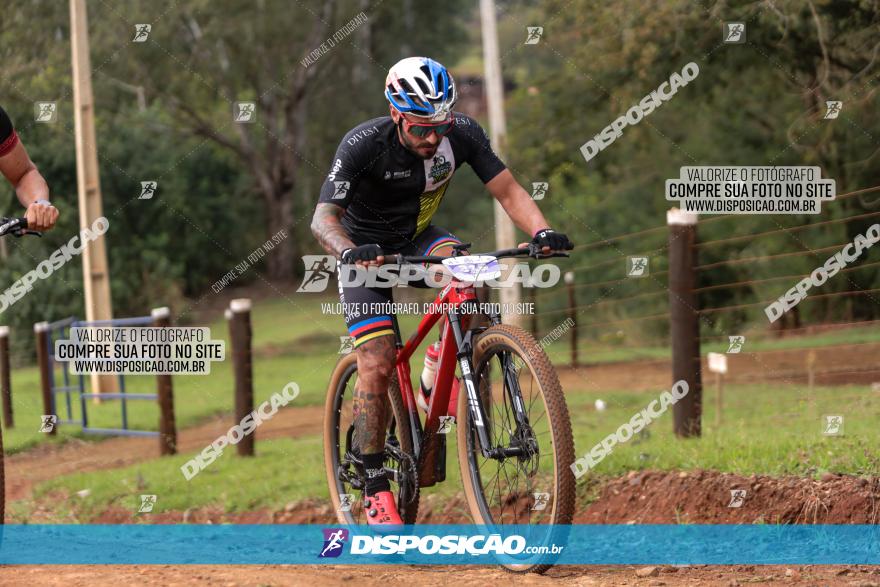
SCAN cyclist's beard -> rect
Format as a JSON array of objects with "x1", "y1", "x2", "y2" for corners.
[{"x1": 397, "y1": 121, "x2": 438, "y2": 159}]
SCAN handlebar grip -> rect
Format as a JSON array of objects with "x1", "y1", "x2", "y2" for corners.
[
  {"x1": 0, "y1": 217, "x2": 25, "y2": 234},
  {"x1": 0, "y1": 217, "x2": 41, "y2": 238}
]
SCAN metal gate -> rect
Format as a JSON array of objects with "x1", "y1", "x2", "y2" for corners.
[{"x1": 45, "y1": 315, "x2": 159, "y2": 437}]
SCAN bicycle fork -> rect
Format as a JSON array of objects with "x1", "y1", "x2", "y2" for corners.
[{"x1": 448, "y1": 311, "x2": 532, "y2": 460}]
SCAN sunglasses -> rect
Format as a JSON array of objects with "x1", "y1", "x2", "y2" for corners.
[{"x1": 401, "y1": 117, "x2": 455, "y2": 138}]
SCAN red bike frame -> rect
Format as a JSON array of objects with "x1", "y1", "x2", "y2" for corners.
[{"x1": 392, "y1": 280, "x2": 477, "y2": 487}]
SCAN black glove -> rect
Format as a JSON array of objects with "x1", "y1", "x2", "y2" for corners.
[
  {"x1": 531, "y1": 228, "x2": 574, "y2": 251},
  {"x1": 341, "y1": 244, "x2": 383, "y2": 264}
]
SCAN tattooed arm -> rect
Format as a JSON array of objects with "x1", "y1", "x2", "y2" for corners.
[{"x1": 311, "y1": 203, "x2": 355, "y2": 259}]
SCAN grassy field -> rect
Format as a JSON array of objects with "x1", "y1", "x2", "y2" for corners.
[
  {"x1": 23, "y1": 380, "x2": 879, "y2": 521},
  {"x1": 3, "y1": 295, "x2": 408, "y2": 454},
  {"x1": 7, "y1": 292, "x2": 880, "y2": 520}
]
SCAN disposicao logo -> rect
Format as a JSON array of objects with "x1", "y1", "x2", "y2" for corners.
[{"x1": 319, "y1": 528, "x2": 349, "y2": 558}]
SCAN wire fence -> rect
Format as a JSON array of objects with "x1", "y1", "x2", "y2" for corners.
[{"x1": 521, "y1": 184, "x2": 880, "y2": 407}]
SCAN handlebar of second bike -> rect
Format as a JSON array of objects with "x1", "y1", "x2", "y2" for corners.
[
  {"x1": 389, "y1": 243, "x2": 570, "y2": 265},
  {"x1": 0, "y1": 217, "x2": 41, "y2": 238}
]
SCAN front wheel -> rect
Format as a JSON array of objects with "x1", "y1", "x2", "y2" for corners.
[
  {"x1": 323, "y1": 352, "x2": 419, "y2": 524},
  {"x1": 457, "y1": 324, "x2": 575, "y2": 573}
]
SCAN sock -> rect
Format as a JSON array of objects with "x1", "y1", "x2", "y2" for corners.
[{"x1": 362, "y1": 451, "x2": 391, "y2": 496}]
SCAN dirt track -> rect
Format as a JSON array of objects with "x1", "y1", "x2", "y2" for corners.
[
  {"x1": 10, "y1": 340, "x2": 880, "y2": 505},
  {"x1": 4, "y1": 347, "x2": 880, "y2": 583},
  {"x1": 2, "y1": 564, "x2": 880, "y2": 586}
]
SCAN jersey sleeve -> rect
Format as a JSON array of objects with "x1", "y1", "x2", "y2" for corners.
[
  {"x1": 0, "y1": 106, "x2": 19, "y2": 157},
  {"x1": 453, "y1": 114, "x2": 506, "y2": 184},
  {"x1": 318, "y1": 134, "x2": 373, "y2": 208}
]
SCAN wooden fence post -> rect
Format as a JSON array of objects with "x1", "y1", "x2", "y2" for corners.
[
  {"x1": 564, "y1": 271, "x2": 578, "y2": 367},
  {"x1": 668, "y1": 209, "x2": 702, "y2": 437},
  {"x1": 0, "y1": 326, "x2": 12, "y2": 428},
  {"x1": 152, "y1": 307, "x2": 177, "y2": 455},
  {"x1": 228, "y1": 299, "x2": 254, "y2": 456},
  {"x1": 34, "y1": 321, "x2": 56, "y2": 436}
]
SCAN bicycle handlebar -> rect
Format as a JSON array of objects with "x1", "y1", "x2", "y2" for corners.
[
  {"x1": 0, "y1": 217, "x2": 40, "y2": 238},
  {"x1": 390, "y1": 244, "x2": 570, "y2": 265}
]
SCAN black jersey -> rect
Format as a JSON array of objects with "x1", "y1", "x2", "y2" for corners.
[
  {"x1": 317, "y1": 113, "x2": 506, "y2": 251},
  {"x1": 0, "y1": 106, "x2": 18, "y2": 157}
]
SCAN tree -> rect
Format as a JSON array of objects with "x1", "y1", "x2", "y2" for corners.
[{"x1": 100, "y1": 0, "x2": 471, "y2": 281}]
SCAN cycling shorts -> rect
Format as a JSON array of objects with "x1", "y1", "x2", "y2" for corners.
[{"x1": 337, "y1": 225, "x2": 461, "y2": 348}]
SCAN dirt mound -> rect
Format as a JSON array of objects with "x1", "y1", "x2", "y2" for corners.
[
  {"x1": 84, "y1": 471, "x2": 880, "y2": 527},
  {"x1": 25, "y1": 471, "x2": 879, "y2": 586},
  {"x1": 581, "y1": 470, "x2": 880, "y2": 524},
  {"x1": 7, "y1": 563, "x2": 880, "y2": 587}
]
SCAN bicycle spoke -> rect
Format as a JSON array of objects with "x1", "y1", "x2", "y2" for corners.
[
  {"x1": 467, "y1": 344, "x2": 558, "y2": 528},
  {"x1": 329, "y1": 364, "x2": 415, "y2": 525}
]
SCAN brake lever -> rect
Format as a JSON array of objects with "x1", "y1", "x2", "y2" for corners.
[
  {"x1": 527, "y1": 243, "x2": 570, "y2": 259},
  {"x1": 451, "y1": 242, "x2": 472, "y2": 257}
]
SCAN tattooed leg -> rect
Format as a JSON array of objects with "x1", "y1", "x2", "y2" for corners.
[{"x1": 352, "y1": 334, "x2": 396, "y2": 454}]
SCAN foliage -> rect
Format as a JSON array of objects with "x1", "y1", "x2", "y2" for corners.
[{"x1": 503, "y1": 0, "x2": 880, "y2": 340}]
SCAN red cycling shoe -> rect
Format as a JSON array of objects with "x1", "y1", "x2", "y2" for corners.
[{"x1": 364, "y1": 490, "x2": 404, "y2": 530}]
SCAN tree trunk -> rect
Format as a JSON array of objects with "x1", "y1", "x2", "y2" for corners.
[
  {"x1": 264, "y1": 187, "x2": 295, "y2": 281},
  {"x1": 400, "y1": 0, "x2": 413, "y2": 55},
  {"x1": 352, "y1": 0, "x2": 372, "y2": 86}
]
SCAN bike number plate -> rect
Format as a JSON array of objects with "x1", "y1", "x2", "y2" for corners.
[{"x1": 441, "y1": 255, "x2": 501, "y2": 282}]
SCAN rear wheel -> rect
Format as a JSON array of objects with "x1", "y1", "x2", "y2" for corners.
[
  {"x1": 323, "y1": 352, "x2": 419, "y2": 524},
  {"x1": 456, "y1": 324, "x2": 575, "y2": 573}
]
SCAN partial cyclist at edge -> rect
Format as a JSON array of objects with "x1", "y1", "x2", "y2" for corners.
[
  {"x1": 0, "y1": 105, "x2": 58, "y2": 231},
  {"x1": 310, "y1": 56, "x2": 573, "y2": 527}
]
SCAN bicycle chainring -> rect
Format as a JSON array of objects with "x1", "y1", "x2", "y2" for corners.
[{"x1": 386, "y1": 441, "x2": 418, "y2": 506}]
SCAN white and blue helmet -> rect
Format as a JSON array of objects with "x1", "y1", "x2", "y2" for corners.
[{"x1": 385, "y1": 57, "x2": 457, "y2": 122}]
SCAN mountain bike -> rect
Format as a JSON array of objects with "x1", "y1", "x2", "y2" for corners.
[{"x1": 323, "y1": 243, "x2": 575, "y2": 573}]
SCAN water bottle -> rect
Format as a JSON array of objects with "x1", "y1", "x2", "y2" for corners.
[{"x1": 417, "y1": 341, "x2": 440, "y2": 412}]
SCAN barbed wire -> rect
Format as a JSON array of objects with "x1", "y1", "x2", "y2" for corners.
[
  {"x1": 572, "y1": 224, "x2": 668, "y2": 252},
  {"x1": 689, "y1": 184, "x2": 880, "y2": 228},
  {"x1": 694, "y1": 259, "x2": 880, "y2": 293},
  {"x1": 725, "y1": 365, "x2": 880, "y2": 383},
  {"x1": 697, "y1": 288, "x2": 880, "y2": 315},
  {"x1": 697, "y1": 319, "x2": 880, "y2": 342},
  {"x1": 695, "y1": 241, "x2": 853, "y2": 271},
  {"x1": 695, "y1": 210, "x2": 880, "y2": 250},
  {"x1": 533, "y1": 272, "x2": 669, "y2": 299}
]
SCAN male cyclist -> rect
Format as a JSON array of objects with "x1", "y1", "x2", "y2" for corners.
[
  {"x1": 310, "y1": 57, "x2": 572, "y2": 527},
  {"x1": 0, "y1": 106, "x2": 58, "y2": 231}
]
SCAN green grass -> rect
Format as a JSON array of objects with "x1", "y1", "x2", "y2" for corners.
[
  {"x1": 8, "y1": 287, "x2": 880, "y2": 519},
  {"x1": 568, "y1": 383, "x2": 880, "y2": 478},
  {"x1": 26, "y1": 436, "x2": 327, "y2": 521},
  {"x1": 2, "y1": 291, "x2": 438, "y2": 455},
  {"x1": 541, "y1": 324, "x2": 880, "y2": 365},
  {"x1": 28, "y1": 380, "x2": 879, "y2": 521},
  {"x1": 9, "y1": 289, "x2": 877, "y2": 454}
]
